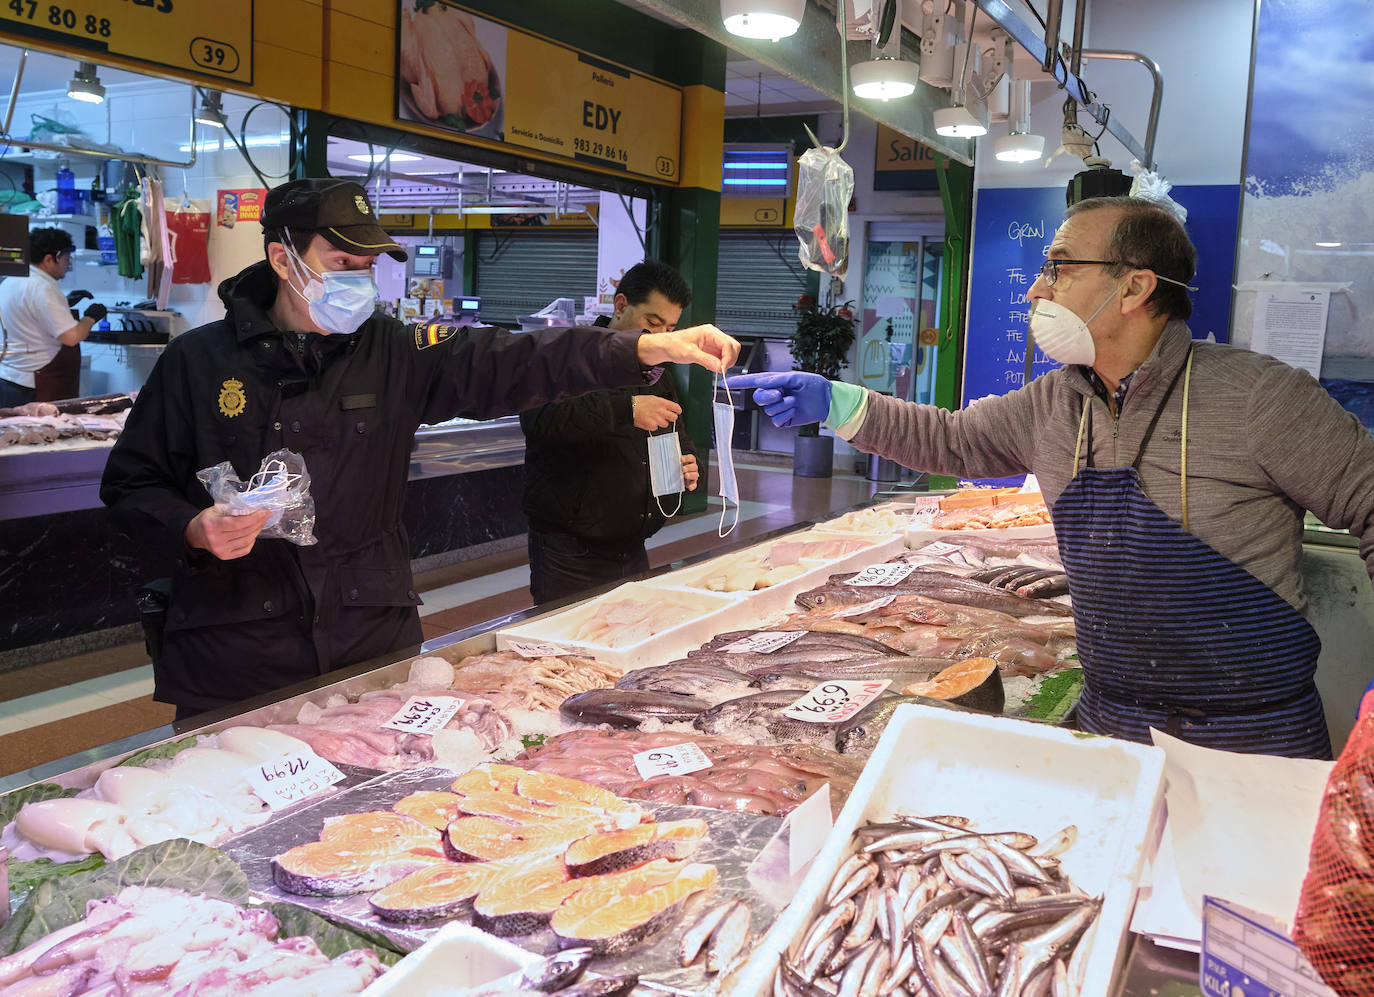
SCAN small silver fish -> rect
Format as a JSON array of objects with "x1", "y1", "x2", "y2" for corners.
[
  {"x1": 679, "y1": 900, "x2": 738, "y2": 968},
  {"x1": 705, "y1": 900, "x2": 752, "y2": 973}
]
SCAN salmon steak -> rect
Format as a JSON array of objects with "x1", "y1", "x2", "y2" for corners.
[
  {"x1": 443, "y1": 814, "x2": 606, "y2": 863},
  {"x1": 515, "y1": 769, "x2": 643, "y2": 826},
  {"x1": 272, "y1": 811, "x2": 446, "y2": 897},
  {"x1": 454, "y1": 789, "x2": 605, "y2": 825},
  {"x1": 393, "y1": 790, "x2": 464, "y2": 829},
  {"x1": 451, "y1": 763, "x2": 525, "y2": 796},
  {"x1": 470, "y1": 857, "x2": 587, "y2": 937},
  {"x1": 551, "y1": 860, "x2": 718, "y2": 954},
  {"x1": 564, "y1": 819, "x2": 709, "y2": 877},
  {"x1": 368, "y1": 860, "x2": 505, "y2": 923}
]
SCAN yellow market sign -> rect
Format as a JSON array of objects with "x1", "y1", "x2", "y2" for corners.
[
  {"x1": 0, "y1": 0, "x2": 253, "y2": 85},
  {"x1": 397, "y1": 1, "x2": 681, "y2": 184}
]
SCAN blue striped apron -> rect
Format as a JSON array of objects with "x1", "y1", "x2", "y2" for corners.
[{"x1": 1051, "y1": 349, "x2": 1332, "y2": 759}]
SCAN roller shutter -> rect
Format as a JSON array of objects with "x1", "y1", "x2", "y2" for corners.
[
  {"x1": 715, "y1": 230, "x2": 811, "y2": 338},
  {"x1": 474, "y1": 231, "x2": 598, "y2": 326}
]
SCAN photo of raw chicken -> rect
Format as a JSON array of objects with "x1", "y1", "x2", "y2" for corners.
[{"x1": 399, "y1": 1, "x2": 505, "y2": 137}]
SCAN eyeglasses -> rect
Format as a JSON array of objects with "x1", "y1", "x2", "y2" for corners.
[{"x1": 1036, "y1": 258, "x2": 1140, "y2": 287}]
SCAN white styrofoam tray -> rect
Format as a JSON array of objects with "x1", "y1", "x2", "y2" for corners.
[
  {"x1": 731, "y1": 704, "x2": 1166, "y2": 997},
  {"x1": 494, "y1": 581, "x2": 748, "y2": 670},
  {"x1": 641, "y1": 531, "x2": 906, "y2": 621},
  {"x1": 361, "y1": 922, "x2": 537, "y2": 994}
]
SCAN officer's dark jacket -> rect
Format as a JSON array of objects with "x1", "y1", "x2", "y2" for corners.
[
  {"x1": 520, "y1": 316, "x2": 695, "y2": 545},
  {"x1": 100, "y1": 261, "x2": 650, "y2": 713}
]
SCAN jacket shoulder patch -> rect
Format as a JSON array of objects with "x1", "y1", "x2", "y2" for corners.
[{"x1": 414, "y1": 323, "x2": 459, "y2": 351}]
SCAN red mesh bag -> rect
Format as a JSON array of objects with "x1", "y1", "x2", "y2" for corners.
[{"x1": 1294, "y1": 713, "x2": 1374, "y2": 996}]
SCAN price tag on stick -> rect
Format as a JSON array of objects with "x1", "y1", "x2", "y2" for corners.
[
  {"x1": 505, "y1": 640, "x2": 577, "y2": 659},
  {"x1": 381, "y1": 696, "x2": 467, "y2": 735},
  {"x1": 632, "y1": 742, "x2": 714, "y2": 779},
  {"x1": 244, "y1": 750, "x2": 346, "y2": 810},
  {"x1": 845, "y1": 563, "x2": 917, "y2": 587},
  {"x1": 781, "y1": 679, "x2": 892, "y2": 724},
  {"x1": 718, "y1": 631, "x2": 808, "y2": 654}
]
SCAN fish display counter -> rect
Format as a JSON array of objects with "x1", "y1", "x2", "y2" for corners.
[{"x1": 0, "y1": 495, "x2": 1248, "y2": 996}]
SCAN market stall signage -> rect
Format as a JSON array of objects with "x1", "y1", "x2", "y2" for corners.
[
  {"x1": 844, "y1": 563, "x2": 917, "y2": 587},
  {"x1": 874, "y1": 124, "x2": 941, "y2": 192},
  {"x1": 381, "y1": 695, "x2": 467, "y2": 735},
  {"x1": 632, "y1": 742, "x2": 713, "y2": 780},
  {"x1": 396, "y1": 1, "x2": 681, "y2": 184},
  {"x1": 0, "y1": 0, "x2": 253, "y2": 86},
  {"x1": 718, "y1": 631, "x2": 807, "y2": 655},
  {"x1": 781, "y1": 680, "x2": 891, "y2": 724},
  {"x1": 244, "y1": 750, "x2": 345, "y2": 810}
]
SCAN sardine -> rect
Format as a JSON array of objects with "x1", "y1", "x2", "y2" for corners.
[
  {"x1": 827, "y1": 854, "x2": 875, "y2": 905},
  {"x1": 679, "y1": 900, "x2": 739, "y2": 967},
  {"x1": 837, "y1": 940, "x2": 881, "y2": 997},
  {"x1": 829, "y1": 860, "x2": 879, "y2": 906},
  {"x1": 559, "y1": 688, "x2": 710, "y2": 727},
  {"x1": 705, "y1": 900, "x2": 752, "y2": 973},
  {"x1": 520, "y1": 948, "x2": 594, "y2": 991},
  {"x1": 842, "y1": 886, "x2": 881, "y2": 949},
  {"x1": 1007, "y1": 901, "x2": 1100, "y2": 990},
  {"x1": 1033, "y1": 825, "x2": 1078, "y2": 859}
]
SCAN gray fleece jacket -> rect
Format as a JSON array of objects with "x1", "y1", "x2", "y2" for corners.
[{"x1": 850, "y1": 321, "x2": 1374, "y2": 612}]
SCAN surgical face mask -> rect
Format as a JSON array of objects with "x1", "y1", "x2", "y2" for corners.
[
  {"x1": 232, "y1": 459, "x2": 302, "y2": 528},
  {"x1": 1027, "y1": 283, "x2": 1123, "y2": 367},
  {"x1": 714, "y1": 374, "x2": 739, "y2": 537},
  {"x1": 282, "y1": 239, "x2": 378, "y2": 335},
  {"x1": 648, "y1": 427, "x2": 685, "y2": 518}
]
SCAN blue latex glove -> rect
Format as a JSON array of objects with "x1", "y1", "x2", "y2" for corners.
[{"x1": 729, "y1": 371, "x2": 832, "y2": 428}]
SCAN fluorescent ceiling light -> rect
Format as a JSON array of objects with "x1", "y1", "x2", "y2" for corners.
[
  {"x1": 723, "y1": 177, "x2": 789, "y2": 185},
  {"x1": 934, "y1": 103, "x2": 988, "y2": 138},
  {"x1": 349, "y1": 152, "x2": 422, "y2": 163},
  {"x1": 1314, "y1": 241, "x2": 1342, "y2": 248},
  {"x1": 180, "y1": 135, "x2": 286, "y2": 152},
  {"x1": 195, "y1": 90, "x2": 227, "y2": 128},
  {"x1": 67, "y1": 62, "x2": 104, "y2": 104},
  {"x1": 850, "y1": 59, "x2": 920, "y2": 101},
  {"x1": 723, "y1": 162, "x2": 789, "y2": 169},
  {"x1": 721, "y1": 0, "x2": 805, "y2": 40}
]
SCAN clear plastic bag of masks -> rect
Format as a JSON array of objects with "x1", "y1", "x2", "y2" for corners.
[{"x1": 196, "y1": 448, "x2": 319, "y2": 546}]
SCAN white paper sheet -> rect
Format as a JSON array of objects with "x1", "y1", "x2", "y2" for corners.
[
  {"x1": 1251, "y1": 285, "x2": 1331, "y2": 377},
  {"x1": 1130, "y1": 730, "x2": 1333, "y2": 945}
]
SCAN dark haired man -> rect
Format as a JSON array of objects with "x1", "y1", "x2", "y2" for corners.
[
  {"x1": 101, "y1": 180, "x2": 738, "y2": 718},
  {"x1": 734, "y1": 196, "x2": 1374, "y2": 759},
  {"x1": 522, "y1": 260, "x2": 700, "y2": 604},
  {"x1": 0, "y1": 226, "x2": 107, "y2": 404}
]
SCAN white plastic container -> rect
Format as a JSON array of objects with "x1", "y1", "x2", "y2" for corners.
[
  {"x1": 495, "y1": 581, "x2": 745, "y2": 670},
  {"x1": 730, "y1": 704, "x2": 1166, "y2": 997},
  {"x1": 360, "y1": 922, "x2": 538, "y2": 994}
]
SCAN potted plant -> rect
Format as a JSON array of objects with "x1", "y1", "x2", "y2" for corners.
[{"x1": 789, "y1": 295, "x2": 857, "y2": 477}]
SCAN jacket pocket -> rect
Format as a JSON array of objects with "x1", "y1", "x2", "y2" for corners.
[
  {"x1": 339, "y1": 565, "x2": 422, "y2": 608},
  {"x1": 165, "y1": 563, "x2": 294, "y2": 632}
]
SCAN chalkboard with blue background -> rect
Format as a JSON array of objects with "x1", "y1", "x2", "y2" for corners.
[{"x1": 961, "y1": 185, "x2": 1241, "y2": 404}]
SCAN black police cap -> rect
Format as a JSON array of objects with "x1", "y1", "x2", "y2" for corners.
[{"x1": 261, "y1": 178, "x2": 408, "y2": 261}]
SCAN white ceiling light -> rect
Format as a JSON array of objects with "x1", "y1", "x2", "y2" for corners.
[
  {"x1": 67, "y1": 62, "x2": 105, "y2": 104},
  {"x1": 934, "y1": 103, "x2": 987, "y2": 138},
  {"x1": 1314, "y1": 241, "x2": 1342, "y2": 248},
  {"x1": 721, "y1": 0, "x2": 805, "y2": 41},
  {"x1": 195, "y1": 90, "x2": 227, "y2": 129},
  {"x1": 348, "y1": 152, "x2": 422, "y2": 163},
  {"x1": 851, "y1": 58, "x2": 920, "y2": 100},
  {"x1": 994, "y1": 80, "x2": 1044, "y2": 162}
]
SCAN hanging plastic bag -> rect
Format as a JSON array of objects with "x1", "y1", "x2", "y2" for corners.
[
  {"x1": 195, "y1": 448, "x2": 318, "y2": 546},
  {"x1": 794, "y1": 146, "x2": 854, "y2": 278}
]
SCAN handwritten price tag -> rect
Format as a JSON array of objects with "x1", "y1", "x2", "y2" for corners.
[
  {"x1": 832, "y1": 594, "x2": 897, "y2": 618},
  {"x1": 845, "y1": 563, "x2": 917, "y2": 587},
  {"x1": 633, "y1": 742, "x2": 713, "y2": 779},
  {"x1": 381, "y1": 696, "x2": 467, "y2": 735},
  {"x1": 718, "y1": 631, "x2": 807, "y2": 654},
  {"x1": 781, "y1": 679, "x2": 891, "y2": 724},
  {"x1": 505, "y1": 640, "x2": 576, "y2": 659},
  {"x1": 918, "y1": 541, "x2": 961, "y2": 556},
  {"x1": 244, "y1": 750, "x2": 345, "y2": 810}
]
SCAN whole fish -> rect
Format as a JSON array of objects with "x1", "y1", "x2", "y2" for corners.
[
  {"x1": 691, "y1": 690, "x2": 838, "y2": 749},
  {"x1": 833, "y1": 694, "x2": 981, "y2": 755},
  {"x1": 617, "y1": 663, "x2": 759, "y2": 705},
  {"x1": 705, "y1": 900, "x2": 752, "y2": 972},
  {"x1": 746, "y1": 655, "x2": 956, "y2": 680},
  {"x1": 560, "y1": 689, "x2": 710, "y2": 727},
  {"x1": 679, "y1": 899, "x2": 738, "y2": 967},
  {"x1": 796, "y1": 570, "x2": 1072, "y2": 618},
  {"x1": 695, "y1": 630, "x2": 896, "y2": 655}
]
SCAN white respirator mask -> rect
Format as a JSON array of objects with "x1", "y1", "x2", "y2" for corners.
[
  {"x1": 1026, "y1": 284, "x2": 1124, "y2": 368},
  {"x1": 282, "y1": 236, "x2": 378, "y2": 335},
  {"x1": 714, "y1": 372, "x2": 739, "y2": 537}
]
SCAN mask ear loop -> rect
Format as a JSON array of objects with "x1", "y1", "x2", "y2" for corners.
[
  {"x1": 652, "y1": 418, "x2": 684, "y2": 519},
  {"x1": 716, "y1": 371, "x2": 740, "y2": 539},
  {"x1": 281, "y1": 229, "x2": 324, "y2": 305}
]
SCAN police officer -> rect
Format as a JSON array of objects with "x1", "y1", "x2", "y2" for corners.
[{"x1": 100, "y1": 178, "x2": 738, "y2": 719}]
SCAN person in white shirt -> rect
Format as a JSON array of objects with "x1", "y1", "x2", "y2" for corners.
[{"x1": 0, "y1": 227, "x2": 107, "y2": 404}]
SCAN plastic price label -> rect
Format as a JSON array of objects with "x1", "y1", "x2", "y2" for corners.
[
  {"x1": 781, "y1": 679, "x2": 891, "y2": 724},
  {"x1": 632, "y1": 742, "x2": 713, "y2": 779},
  {"x1": 832, "y1": 594, "x2": 897, "y2": 618},
  {"x1": 381, "y1": 695, "x2": 467, "y2": 735},
  {"x1": 718, "y1": 631, "x2": 808, "y2": 654},
  {"x1": 918, "y1": 541, "x2": 961, "y2": 556},
  {"x1": 245, "y1": 750, "x2": 345, "y2": 810},
  {"x1": 505, "y1": 640, "x2": 576, "y2": 659},
  {"x1": 844, "y1": 563, "x2": 917, "y2": 587}
]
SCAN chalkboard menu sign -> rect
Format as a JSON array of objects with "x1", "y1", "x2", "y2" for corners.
[{"x1": 961, "y1": 184, "x2": 1241, "y2": 406}]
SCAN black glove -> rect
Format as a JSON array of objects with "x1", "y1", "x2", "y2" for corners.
[
  {"x1": 82, "y1": 303, "x2": 107, "y2": 323},
  {"x1": 66, "y1": 289, "x2": 93, "y2": 307}
]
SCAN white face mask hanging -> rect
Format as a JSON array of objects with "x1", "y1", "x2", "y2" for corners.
[
  {"x1": 714, "y1": 372, "x2": 740, "y2": 537},
  {"x1": 647, "y1": 423, "x2": 684, "y2": 518}
]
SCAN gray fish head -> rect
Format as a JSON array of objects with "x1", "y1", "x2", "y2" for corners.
[{"x1": 520, "y1": 947, "x2": 593, "y2": 990}]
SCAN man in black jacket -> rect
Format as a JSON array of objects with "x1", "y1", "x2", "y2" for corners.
[
  {"x1": 522, "y1": 261, "x2": 700, "y2": 604},
  {"x1": 99, "y1": 179, "x2": 738, "y2": 719}
]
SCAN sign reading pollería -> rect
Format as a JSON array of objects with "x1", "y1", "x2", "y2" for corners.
[
  {"x1": 0, "y1": 0, "x2": 253, "y2": 86},
  {"x1": 397, "y1": 1, "x2": 682, "y2": 184}
]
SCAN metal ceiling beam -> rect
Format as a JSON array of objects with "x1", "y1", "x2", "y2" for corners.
[{"x1": 621, "y1": 0, "x2": 976, "y2": 165}]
